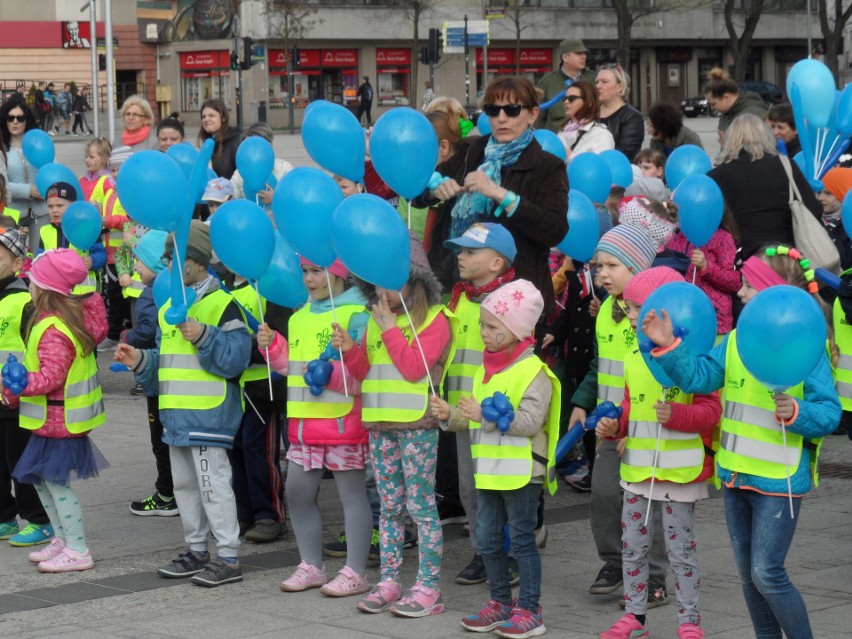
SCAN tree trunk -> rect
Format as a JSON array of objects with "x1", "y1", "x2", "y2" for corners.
[
  {"x1": 724, "y1": 0, "x2": 765, "y2": 82},
  {"x1": 411, "y1": 4, "x2": 420, "y2": 108},
  {"x1": 613, "y1": 0, "x2": 633, "y2": 68},
  {"x1": 818, "y1": 0, "x2": 852, "y2": 88},
  {"x1": 824, "y1": 32, "x2": 841, "y2": 86}
]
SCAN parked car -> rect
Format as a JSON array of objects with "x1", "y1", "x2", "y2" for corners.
[
  {"x1": 681, "y1": 96, "x2": 714, "y2": 118},
  {"x1": 737, "y1": 80, "x2": 784, "y2": 105}
]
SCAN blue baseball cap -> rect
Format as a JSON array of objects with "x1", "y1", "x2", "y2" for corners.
[{"x1": 444, "y1": 222, "x2": 517, "y2": 264}]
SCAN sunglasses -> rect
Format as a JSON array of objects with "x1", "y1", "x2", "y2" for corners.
[
  {"x1": 565, "y1": 95, "x2": 583, "y2": 103},
  {"x1": 482, "y1": 104, "x2": 532, "y2": 118},
  {"x1": 6, "y1": 115, "x2": 26, "y2": 123}
]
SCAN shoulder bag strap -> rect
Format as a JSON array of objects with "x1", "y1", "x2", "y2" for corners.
[{"x1": 778, "y1": 154, "x2": 804, "y2": 204}]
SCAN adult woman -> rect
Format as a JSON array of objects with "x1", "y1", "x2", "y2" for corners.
[
  {"x1": 0, "y1": 93, "x2": 45, "y2": 250},
  {"x1": 767, "y1": 103, "x2": 801, "y2": 158},
  {"x1": 708, "y1": 113, "x2": 821, "y2": 260},
  {"x1": 703, "y1": 68, "x2": 767, "y2": 141},
  {"x1": 647, "y1": 103, "x2": 703, "y2": 157},
  {"x1": 198, "y1": 99, "x2": 241, "y2": 179},
  {"x1": 558, "y1": 80, "x2": 614, "y2": 162},
  {"x1": 420, "y1": 76, "x2": 568, "y2": 312},
  {"x1": 118, "y1": 95, "x2": 156, "y2": 152},
  {"x1": 156, "y1": 113, "x2": 185, "y2": 153},
  {"x1": 596, "y1": 65, "x2": 644, "y2": 161},
  {"x1": 230, "y1": 122, "x2": 293, "y2": 203}
]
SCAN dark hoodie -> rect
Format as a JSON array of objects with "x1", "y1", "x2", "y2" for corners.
[
  {"x1": 718, "y1": 91, "x2": 767, "y2": 132},
  {"x1": 210, "y1": 126, "x2": 242, "y2": 179}
]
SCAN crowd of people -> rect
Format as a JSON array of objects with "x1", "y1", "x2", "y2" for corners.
[{"x1": 0, "y1": 47, "x2": 849, "y2": 639}]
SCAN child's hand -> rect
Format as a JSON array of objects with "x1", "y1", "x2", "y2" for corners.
[
  {"x1": 654, "y1": 400, "x2": 672, "y2": 425},
  {"x1": 430, "y1": 395, "x2": 450, "y2": 421},
  {"x1": 118, "y1": 273, "x2": 132, "y2": 288},
  {"x1": 82, "y1": 255, "x2": 93, "y2": 270},
  {"x1": 588, "y1": 297, "x2": 601, "y2": 318},
  {"x1": 331, "y1": 322, "x2": 354, "y2": 353},
  {"x1": 114, "y1": 343, "x2": 140, "y2": 368},
  {"x1": 458, "y1": 395, "x2": 482, "y2": 422},
  {"x1": 371, "y1": 290, "x2": 397, "y2": 332},
  {"x1": 257, "y1": 323, "x2": 275, "y2": 349},
  {"x1": 773, "y1": 392, "x2": 797, "y2": 421},
  {"x1": 568, "y1": 406, "x2": 587, "y2": 430},
  {"x1": 258, "y1": 184, "x2": 274, "y2": 205},
  {"x1": 177, "y1": 318, "x2": 203, "y2": 343},
  {"x1": 595, "y1": 416, "x2": 619, "y2": 438},
  {"x1": 690, "y1": 249, "x2": 707, "y2": 271},
  {"x1": 542, "y1": 333, "x2": 555, "y2": 349},
  {"x1": 641, "y1": 309, "x2": 675, "y2": 349},
  {"x1": 432, "y1": 178, "x2": 464, "y2": 202}
]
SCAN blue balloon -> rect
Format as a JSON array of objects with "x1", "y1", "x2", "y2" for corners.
[
  {"x1": 236, "y1": 137, "x2": 275, "y2": 194},
  {"x1": 209, "y1": 199, "x2": 275, "y2": 280},
  {"x1": 258, "y1": 233, "x2": 308, "y2": 308},
  {"x1": 568, "y1": 153, "x2": 612, "y2": 203},
  {"x1": 672, "y1": 174, "x2": 723, "y2": 247},
  {"x1": 22, "y1": 129, "x2": 54, "y2": 169},
  {"x1": 152, "y1": 268, "x2": 196, "y2": 323},
  {"x1": 787, "y1": 59, "x2": 837, "y2": 129},
  {"x1": 476, "y1": 114, "x2": 491, "y2": 136},
  {"x1": 152, "y1": 269, "x2": 172, "y2": 309},
  {"x1": 836, "y1": 84, "x2": 852, "y2": 137},
  {"x1": 165, "y1": 142, "x2": 198, "y2": 180},
  {"x1": 533, "y1": 130, "x2": 567, "y2": 162},
  {"x1": 665, "y1": 145, "x2": 712, "y2": 190},
  {"x1": 331, "y1": 194, "x2": 411, "y2": 290},
  {"x1": 556, "y1": 189, "x2": 599, "y2": 262},
  {"x1": 63, "y1": 201, "x2": 103, "y2": 249},
  {"x1": 116, "y1": 151, "x2": 188, "y2": 231},
  {"x1": 370, "y1": 109, "x2": 439, "y2": 199},
  {"x1": 272, "y1": 167, "x2": 342, "y2": 268},
  {"x1": 637, "y1": 282, "x2": 717, "y2": 387},
  {"x1": 302, "y1": 100, "x2": 365, "y2": 182},
  {"x1": 841, "y1": 187, "x2": 852, "y2": 239},
  {"x1": 599, "y1": 149, "x2": 633, "y2": 188},
  {"x1": 736, "y1": 286, "x2": 827, "y2": 391},
  {"x1": 36, "y1": 163, "x2": 82, "y2": 200}
]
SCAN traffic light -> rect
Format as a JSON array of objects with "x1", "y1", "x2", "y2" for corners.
[
  {"x1": 291, "y1": 47, "x2": 301, "y2": 67},
  {"x1": 241, "y1": 37, "x2": 254, "y2": 70},
  {"x1": 419, "y1": 46, "x2": 429, "y2": 65},
  {"x1": 428, "y1": 28, "x2": 442, "y2": 63},
  {"x1": 230, "y1": 52, "x2": 239, "y2": 71}
]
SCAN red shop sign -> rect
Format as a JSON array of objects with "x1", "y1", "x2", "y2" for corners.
[
  {"x1": 322, "y1": 49, "x2": 357, "y2": 67},
  {"x1": 519, "y1": 49, "x2": 552, "y2": 66},
  {"x1": 180, "y1": 50, "x2": 226, "y2": 70},
  {"x1": 268, "y1": 49, "x2": 321, "y2": 68},
  {"x1": 475, "y1": 48, "x2": 513, "y2": 66},
  {"x1": 376, "y1": 48, "x2": 410, "y2": 66}
]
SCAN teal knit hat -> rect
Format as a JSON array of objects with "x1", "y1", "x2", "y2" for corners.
[{"x1": 133, "y1": 230, "x2": 168, "y2": 275}]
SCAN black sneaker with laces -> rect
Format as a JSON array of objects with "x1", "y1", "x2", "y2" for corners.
[
  {"x1": 129, "y1": 492, "x2": 180, "y2": 517},
  {"x1": 589, "y1": 565, "x2": 623, "y2": 594},
  {"x1": 190, "y1": 558, "x2": 243, "y2": 587},
  {"x1": 323, "y1": 530, "x2": 348, "y2": 558},
  {"x1": 456, "y1": 554, "x2": 487, "y2": 585},
  {"x1": 157, "y1": 550, "x2": 210, "y2": 578},
  {"x1": 619, "y1": 582, "x2": 669, "y2": 609}
]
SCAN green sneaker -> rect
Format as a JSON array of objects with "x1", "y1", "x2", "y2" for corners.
[
  {"x1": 0, "y1": 520, "x2": 19, "y2": 540},
  {"x1": 9, "y1": 523, "x2": 54, "y2": 547}
]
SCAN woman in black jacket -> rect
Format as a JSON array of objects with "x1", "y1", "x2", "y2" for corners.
[
  {"x1": 198, "y1": 99, "x2": 241, "y2": 179},
  {"x1": 596, "y1": 65, "x2": 644, "y2": 162}
]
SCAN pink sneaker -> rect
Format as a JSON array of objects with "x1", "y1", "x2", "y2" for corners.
[
  {"x1": 29, "y1": 537, "x2": 65, "y2": 564},
  {"x1": 357, "y1": 580, "x2": 402, "y2": 613},
  {"x1": 599, "y1": 614, "x2": 649, "y2": 639},
  {"x1": 320, "y1": 565, "x2": 370, "y2": 597},
  {"x1": 677, "y1": 623, "x2": 705, "y2": 639},
  {"x1": 461, "y1": 599, "x2": 515, "y2": 632},
  {"x1": 37, "y1": 547, "x2": 94, "y2": 573},
  {"x1": 280, "y1": 561, "x2": 328, "y2": 592},
  {"x1": 389, "y1": 583, "x2": 445, "y2": 618}
]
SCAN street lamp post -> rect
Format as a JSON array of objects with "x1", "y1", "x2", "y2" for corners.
[{"x1": 80, "y1": 1, "x2": 99, "y2": 137}]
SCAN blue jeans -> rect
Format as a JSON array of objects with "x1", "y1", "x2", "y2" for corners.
[
  {"x1": 723, "y1": 486, "x2": 813, "y2": 639},
  {"x1": 477, "y1": 482, "x2": 541, "y2": 611}
]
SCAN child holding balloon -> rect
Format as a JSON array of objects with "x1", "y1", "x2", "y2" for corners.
[
  {"x1": 642, "y1": 245, "x2": 841, "y2": 639},
  {"x1": 78, "y1": 137, "x2": 113, "y2": 213},
  {"x1": 330, "y1": 235, "x2": 455, "y2": 617},
  {"x1": 595, "y1": 266, "x2": 721, "y2": 639}
]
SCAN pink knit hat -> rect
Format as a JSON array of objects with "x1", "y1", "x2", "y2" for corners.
[
  {"x1": 299, "y1": 256, "x2": 349, "y2": 281},
  {"x1": 481, "y1": 279, "x2": 544, "y2": 341},
  {"x1": 29, "y1": 248, "x2": 88, "y2": 297},
  {"x1": 623, "y1": 266, "x2": 684, "y2": 306}
]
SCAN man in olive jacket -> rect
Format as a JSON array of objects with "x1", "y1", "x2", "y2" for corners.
[{"x1": 536, "y1": 39, "x2": 598, "y2": 132}]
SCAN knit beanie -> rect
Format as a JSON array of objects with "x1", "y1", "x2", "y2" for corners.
[
  {"x1": 617, "y1": 196, "x2": 678, "y2": 251},
  {"x1": 109, "y1": 145, "x2": 133, "y2": 170},
  {"x1": 299, "y1": 256, "x2": 349, "y2": 281},
  {"x1": 821, "y1": 167, "x2": 852, "y2": 203},
  {"x1": 596, "y1": 224, "x2": 657, "y2": 274},
  {"x1": 623, "y1": 266, "x2": 684, "y2": 306},
  {"x1": 0, "y1": 228, "x2": 28, "y2": 260},
  {"x1": 164, "y1": 220, "x2": 212, "y2": 268},
  {"x1": 28, "y1": 248, "x2": 88, "y2": 296},
  {"x1": 132, "y1": 230, "x2": 168, "y2": 275},
  {"x1": 481, "y1": 279, "x2": 544, "y2": 341}
]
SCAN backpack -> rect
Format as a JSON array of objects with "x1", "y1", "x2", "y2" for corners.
[{"x1": 363, "y1": 84, "x2": 373, "y2": 102}]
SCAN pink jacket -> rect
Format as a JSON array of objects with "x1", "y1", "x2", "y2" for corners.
[{"x1": 3, "y1": 294, "x2": 108, "y2": 438}]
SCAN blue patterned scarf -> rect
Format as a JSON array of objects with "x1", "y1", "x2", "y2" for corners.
[{"x1": 449, "y1": 128, "x2": 534, "y2": 239}]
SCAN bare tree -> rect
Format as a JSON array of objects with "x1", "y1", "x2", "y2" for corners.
[
  {"x1": 260, "y1": 0, "x2": 321, "y2": 53},
  {"x1": 398, "y1": 0, "x2": 439, "y2": 108},
  {"x1": 501, "y1": 1, "x2": 555, "y2": 73},
  {"x1": 724, "y1": 0, "x2": 766, "y2": 81},
  {"x1": 612, "y1": 0, "x2": 655, "y2": 69},
  {"x1": 818, "y1": 0, "x2": 852, "y2": 86}
]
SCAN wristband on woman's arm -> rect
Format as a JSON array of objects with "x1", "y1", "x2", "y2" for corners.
[{"x1": 494, "y1": 190, "x2": 519, "y2": 218}]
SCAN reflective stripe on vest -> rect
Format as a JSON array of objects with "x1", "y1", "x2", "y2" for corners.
[
  {"x1": 104, "y1": 189, "x2": 128, "y2": 249},
  {"x1": 832, "y1": 299, "x2": 852, "y2": 410},
  {"x1": 469, "y1": 355, "x2": 561, "y2": 495},
  {"x1": 39, "y1": 228, "x2": 98, "y2": 294},
  {"x1": 19, "y1": 316, "x2": 105, "y2": 433},
  {"x1": 596, "y1": 297, "x2": 632, "y2": 406},
  {"x1": 157, "y1": 291, "x2": 233, "y2": 411},
  {"x1": 122, "y1": 273, "x2": 144, "y2": 299},
  {"x1": 361, "y1": 306, "x2": 458, "y2": 423},
  {"x1": 446, "y1": 294, "x2": 485, "y2": 404}
]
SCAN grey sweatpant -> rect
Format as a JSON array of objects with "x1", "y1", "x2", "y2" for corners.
[
  {"x1": 170, "y1": 445, "x2": 240, "y2": 558},
  {"x1": 456, "y1": 429, "x2": 478, "y2": 549}
]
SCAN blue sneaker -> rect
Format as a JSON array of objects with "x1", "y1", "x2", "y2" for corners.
[
  {"x1": 0, "y1": 520, "x2": 19, "y2": 540},
  {"x1": 9, "y1": 523, "x2": 54, "y2": 547}
]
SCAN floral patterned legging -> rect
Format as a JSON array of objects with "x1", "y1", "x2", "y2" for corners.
[{"x1": 369, "y1": 428, "x2": 443, "y2": 589}]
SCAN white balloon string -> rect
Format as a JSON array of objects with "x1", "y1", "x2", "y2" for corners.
[
  {"x1": 252, "y1": 280, "x2": 274, "y2": 401},
  {"x1": 407, "y1": 200, "x2": 412, "y2": 229},
  {"x1": 243, "y1": 388, "x2": 264, "y2": 423},
  {"x1": 399, "y1": 295, "x2": 437, "y2": 397},
  {"x1": 780, "y1": 416, "x2": 795, "y2": 519},
  {"x1": 644, "y1": 411, "x2": 664, "y2": 527},
  {"x1": 326, "y1": 269, "x2": 349, "y2": 398},
  {"x1": 819, "y1": 133, "x2": 840, "y2": 177}
]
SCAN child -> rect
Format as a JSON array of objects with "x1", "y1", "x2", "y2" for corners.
[
  {"x1": 124, "y1": 230, "x2": 179, "y2": 517},
  {"x1": 40, "y1": 182, "x2": 106, "y2": 297},
  {"x1": 114, "y1": 220, "x2": 251, "y2": 587},
  {"x1": 443, "y1": 222, "x2": 517, "y2": 585},
  {"x1": 568, "y1": 224, "x2": 670, "y2": 604},
  {"x1": 633, "y1": 149, "x2": 665, "y2": 180},
  {"x1": 431, "y1": 279, "x2": 560, "y2": 639},
  {"x1": 258, "y1": 257, "x2": 373, "y2": 595},
  {"x1": 331, "y1": 235, "x2": 454, "y2": 617},
  {"x1": 596, "y1": 266, "x2": 721, "y2": 639},
  {"x1": 78, "y1": 137, "x2": 113, "y2": 214},
  {"x1": 334, "y1": 175, "x2": 360, "y2": 197},
  {"x1": 643, "y1": 245, "x2": 841, "y2": 639},
  {"x1": 9, "y1": 248, "x2": 108, "y2": 571},
  {"x1": 0, "y1": 229, "x2": 53, "y2": 547},
  {"x1": 203, "y1": 177, "x2": 234, "y2": 220}
]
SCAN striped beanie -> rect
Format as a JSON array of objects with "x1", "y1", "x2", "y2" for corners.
[{"x1": 596, "y1": 223, "x2": 656, "y2": 274}]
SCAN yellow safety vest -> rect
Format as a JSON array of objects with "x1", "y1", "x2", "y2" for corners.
[
  {"x1": 596, "y1": 296, "x2": 633, "y2": 405},
  {"x1": 0, "y1": 287, "x2": 29, "y2": 366},
  {"x1": 157, "y1": 290, "x2": 233, "y2": 411},
  {"x1": 717, "y1": 330, "x2": 818, "y2": 481},
  {"x1": 361, "y1": 305, "x2": 457, "y2": 423},
  {"x1": 832, "y1": 298, "x2": 852, "y2": 411},
  {"x1": 122, "y1": 272, "x2": 144, "y2": 299},
  {"x1": 103, "y1": 189, "x2": 128, "y2": 250},
  {"x1": 2, "y1": 207, "x2": 20, "y2": 225},
  {"x1": 230, "y1": 283, "x2": 269, "y2": 385},
  {"x1": 620, "y1": 348, "x2": 704, "y2": 483},
  {"x1": 19, "y1": 316, "x2": 105, "y2": 433},
  {"x1": 469, "y1": 355, "x2": 561, "y2": 495},
  {"x1": 288, "y1": 304, "x2": 363, "y2": 418},
  {"x1": 39, "y1": 226, "x2": 98, "y2": 295},
  {"x1": 446, "y1": 293, "x2": 484, "y2": 405},
  {"x1": 88, "y1": 175, "x2": 112, "y2": 211}
]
